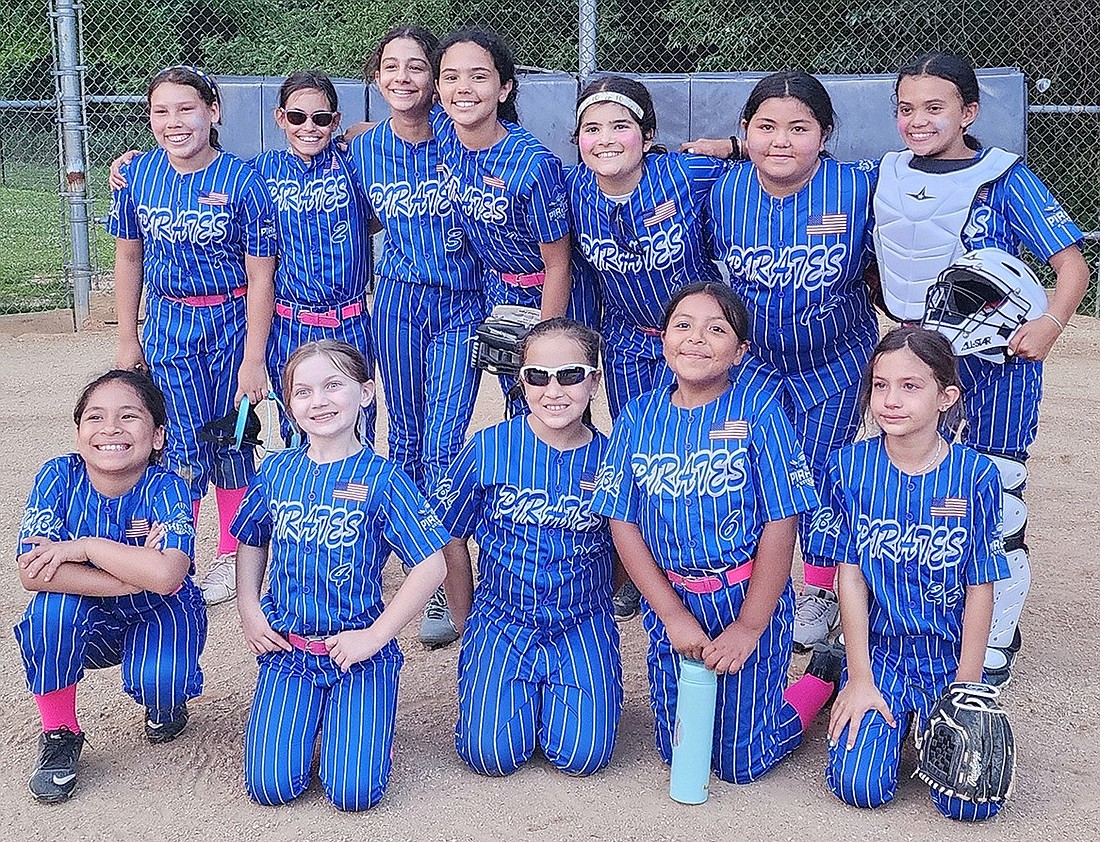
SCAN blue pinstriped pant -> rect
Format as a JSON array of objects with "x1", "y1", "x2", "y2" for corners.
[
  {"x1": 645, "y1": 580, "x2": 803, "y2": 783},
  {"x1": 244, "y1": 645, "x2": 402, "y2": 811},
  {"x1": 456, "y1": 609, "x2": 622, "y2": 776},
  {"x1": 265, "y1": 298, "x2": 377, "y2": 447},
  {"x1": 958, "y1": 356, "x2": 1042, "y2": 462},
  {"x1": 601, "y1": 319, "x2": 674, "y2": 421},
  {"x1": 782, "y1": 383, "x2": 863, "y2": 569},
  {"x1": 143, "y1": 294, "x2": 255, "y2": 497},
  {"x1": 826, "y1": 634, "x2": 1000, "y2": 821},
  {"x1": 373, "y1": 277, "x2": 483, "y2": 492},
  {"x1": 15, "y1": 585, "x2": 207, "y2": 714}
]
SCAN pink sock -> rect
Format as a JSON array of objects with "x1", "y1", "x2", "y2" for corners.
[
  {"x1": 784, "y1": 675, "x2": 834, "y2": 730},
  {"x1": 35, "y1": 685, "x2": 80, "y2": 733},
  {"x1": 215, "y1": 486, "x2": 247, "y2": 555},
  {"x1": 803, "y1": 563, "x2": 836, "y2": 592},
  {"x1": 192, "y1": 497, "x2": 201, "y2": 526}
]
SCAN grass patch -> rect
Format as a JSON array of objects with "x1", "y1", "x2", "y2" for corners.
[{"x1": 0, "y1": 184, "x2": 68, "y2": 313}]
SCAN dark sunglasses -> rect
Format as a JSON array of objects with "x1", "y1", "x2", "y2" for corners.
[
  {"x1": 283, "y1": 108, "x2": 336, "y2": 127},
  {"x1": 519, "y1": 364, "x2": 598, "y2": 387}
]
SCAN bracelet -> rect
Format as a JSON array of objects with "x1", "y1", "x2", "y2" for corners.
[
  {"x1": 1040, "y1": 311, "x2": 1066, "y2": 330},
  {"x1": 727, "y1": 136, "x2": 741, "y2": 160}
]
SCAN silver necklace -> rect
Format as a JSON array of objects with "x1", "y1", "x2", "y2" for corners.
[{"x1": 889, "y1": 435, "x2": 943, "y2": 475}]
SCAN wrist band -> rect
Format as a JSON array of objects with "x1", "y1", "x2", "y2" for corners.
[
  {"x1": 727, "y1": 136, "x2": 740, "y2": 160},
  {"x1": 1040, "y1": 312, "x2": 1066, "y2": 330}
]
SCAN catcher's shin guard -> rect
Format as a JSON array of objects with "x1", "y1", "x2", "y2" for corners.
[{"x1": 984, "y1": 454, "x2": 1030, "y2": 654}]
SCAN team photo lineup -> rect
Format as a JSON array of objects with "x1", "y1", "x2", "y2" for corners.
[{"x1": 12, "y1": 19, "x2": 1090, "y2": 822}]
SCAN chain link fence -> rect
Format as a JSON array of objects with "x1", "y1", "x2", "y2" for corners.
[{"x1": 2, "y1": 0, "x2": 1096, "y2": 316}]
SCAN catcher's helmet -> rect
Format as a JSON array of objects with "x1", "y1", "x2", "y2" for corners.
[{"x1": 922, "y1": 248, "x2": 1048, "y2": 363}]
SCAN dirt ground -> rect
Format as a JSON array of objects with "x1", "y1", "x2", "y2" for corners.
[{"x1": 0, "y1": 315, "x2": 1097, "y2": 841}]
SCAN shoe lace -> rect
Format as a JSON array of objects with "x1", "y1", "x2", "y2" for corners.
[
  {"x1": 42, "y1": 729, "x2": 83, "y2": 768},
  {"x1": 424, "y1": 587, "x2": 448, "y2": 621},
  {"x1": 206, "y1": 555, "x2": 236, "y2": 583}
]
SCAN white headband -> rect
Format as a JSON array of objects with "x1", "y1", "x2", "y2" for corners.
[{"x1": 576, "y1": 91, "x2": 645, "y2": 123}]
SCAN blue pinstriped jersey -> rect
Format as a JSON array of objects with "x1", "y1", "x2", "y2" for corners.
[
  {"x1": 231, "y1": 447, "x2": 449, "y2": 636},
  {"x1": 434, "y1": 417, "x2": 614, "y2": 632},
  {"x1": 566, "y1": 152, "x2": 726, "y2": 329},
  {"x1": 250, "y1": 146, "x2": 370, "y2": 306},
  {"x1": 345, "y1": 110, "x2": 480, "y2": 290},
  {"x1": 436, "y1": 117, "x2": 570, "y2": 274},
  {"x1": 591, "y1": 357, "x2": 818, "y2": 574},
  {"x1": 707, "y1": 157, "x2": 878, "y2": 411},
  {"x1": 955, "y1": 151, "x2": 1084, "y2": 258},
  {"x1": 19, "y1": 455, "x2": 197, "y2": 594},
  {"x1": 106, "y1": 148, "x2": 277, "y2": 298},
  {"x1": 807, "y1": 438, "x2": 1010, "y2": 643}
]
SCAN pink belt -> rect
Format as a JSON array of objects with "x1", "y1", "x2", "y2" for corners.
[
  {"x1": 287, "y1": 632, "x2": 330, "y2": 655},
  {"x1": 667, "y1": 561, "x2": 754, "y2": 594},
  {"x1": 167, "y1": 286, "x2": 247, "y2": 306},
  {"x1": 500, "y1": 271, "x2": 545, "y2": 288},
  {"x1": 274, "y1": 300, "x2": 364, "y2": 328}
]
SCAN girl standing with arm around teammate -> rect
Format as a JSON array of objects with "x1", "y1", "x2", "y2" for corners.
[
  {"x1": 590, "y1": 283, "x2": 841, "y2": 784},
  {"x1": 434, "y1": 318, "x2": 623, "y2": 777},
  {"x1": 15, "y1": 371, "x2": 206, "y2": 802},
  {"x1": 874, "y1": 53, "x2": 1088, "y2": 684},
  {"x1": 808, "y1": 326, "x2": 1010, "y2": 821},
  {"x1": 230, "y1": 340, "x2": 448, "y2": 810},
  {"x1": 107, "y1": 66, "x2": 277, "y2": 607},
  {"x1": 431, "y1": 29, "x2": 577, "y2": 323},
  {"x1": 706, "y1": 72, "x2": 879, "y2": 654},
  {"x1": 251, "y1": 70, "x2": 376, "y2": 448},
  {"x1": 344, "y1": 27, "x2": 484, "y2": 648}
]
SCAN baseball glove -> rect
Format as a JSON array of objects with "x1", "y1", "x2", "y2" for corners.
[
  {"x1": 199, "y1": 403, "x2": 263, "y2": 450},
  {"x1": 471, "y1": 305, "x2": 542, "y2": 377},
  {"x1": 915, "y1": 681, "x2": 1015, "y2": 803}
]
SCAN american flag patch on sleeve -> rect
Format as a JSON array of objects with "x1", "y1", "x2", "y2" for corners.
[
  {"x1": 644, "y1": 199, "x2": 677, "y2": 227},
  {"x1": 198, "y1": 190, "x2": 229, "y2": 206},
  {"x1": 482, "y1": 173, "x2": 506, "y2": 190},
  {"x1": 334, "y1": 481, "x2": 370, "y2": 502},
  {"x1": 125, "y1": 518, "x2": 151, "y2": 538},
  {"x1": 806, "y1": 213, "x2": 847, "y2": 235},
  {"x1": 930, "y1": 497, "x2": 968, "y2": 518},
  {"x1": 709, "y1": 420, "x2": 749, "y2": 440},
  {"x1": 579, "y1": 472, "x2": 597, "y2": 492}
]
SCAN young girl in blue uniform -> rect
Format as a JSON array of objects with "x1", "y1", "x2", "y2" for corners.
[
  {"x1": 808, "y1": 326, "x2": 1011, "y2": 821},
  {"x1": 251, "y1": 70, "x2": 376, "y2": 448},
  {"x1": 590, "y1": 282, "x2": 841, "y2": 784},
  {"x1": 874, "y1": 53, "x2": 1088, "y2": 682},
  {"x1": 15, "y1": 371, "x2": 205, "y2": 802},
  {"x1": 569, "y1": 75, "x2": 728, "y2": 420},
  {"x1": 344, "y1": 27, "x2": 484, "y2": 647},
  {"x1": 231, "y1": 340, "x2": 448, "y2": 811},
  {"x1": 702, "y1": 72, "x2": 879, "y2": 651},
  {"x1": 430, "y1": 29, "x2": 579, "y2": 324},
  {"x1": 435, "y1": 318, "x2": 622, "y2": 777},
  {"x1": 107, "y1": 66, "x2": 277, "y2": 607}
]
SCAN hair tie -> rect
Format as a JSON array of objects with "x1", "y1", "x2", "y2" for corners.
[
  {"x1": 157, "y1": 64, "x2": 220, "y2": 102},
  {"x1": 576, "y1": 91, "x2": 644, "y2": 123}
]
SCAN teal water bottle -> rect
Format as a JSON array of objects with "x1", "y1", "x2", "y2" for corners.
[{"x1": 669, "y1": 657, "x2": 718, "y2": 804}]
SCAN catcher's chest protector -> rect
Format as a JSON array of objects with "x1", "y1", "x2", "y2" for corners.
[{"x1": 873, "y1": 148, "x2": 1019, "y2": 321}]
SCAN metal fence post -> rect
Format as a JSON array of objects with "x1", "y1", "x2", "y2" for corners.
[
  {"x1": 50, "y1": 0, "x2": 93, "y2": 327},
  {"x1": 579, "y1": 0, "x2": 597, "y2": 81}
]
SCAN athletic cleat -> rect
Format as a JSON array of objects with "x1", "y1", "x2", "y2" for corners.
[
  {"x1": 793, "y1": 586, "x2": 839, "y2": 651},
  {"x1": 200, "y1": 553, "x2": 237, "y2": 605},
  {"x1": 146, "y1": 703, "x2": 189, "y2": 745},
  {"x1": 612, "y1": 580, "x2": 641, "y2": 622},
  {"x1": 419, "y1": 586, "x2": 459, "y2": 649},
  {"x1": 29, "y1": 727, "x2": 85, "y2": 803},
  {"x1": 806, "y1": 640, "x2": 846, "y2": 701}
]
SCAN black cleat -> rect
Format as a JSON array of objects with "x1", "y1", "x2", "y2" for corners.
[
  {"x1": 29, "y1": 727, "x2": 85, "y2": 803},
  {"x1": 145, "y1": 704, "x2": 189, "y2": 745},
  {"x1": 612, "y1": 580, "x2": 641, "y2": 623},
  {"x1": 806, "y1": 640, "x2": 846, "y2": 702}
]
